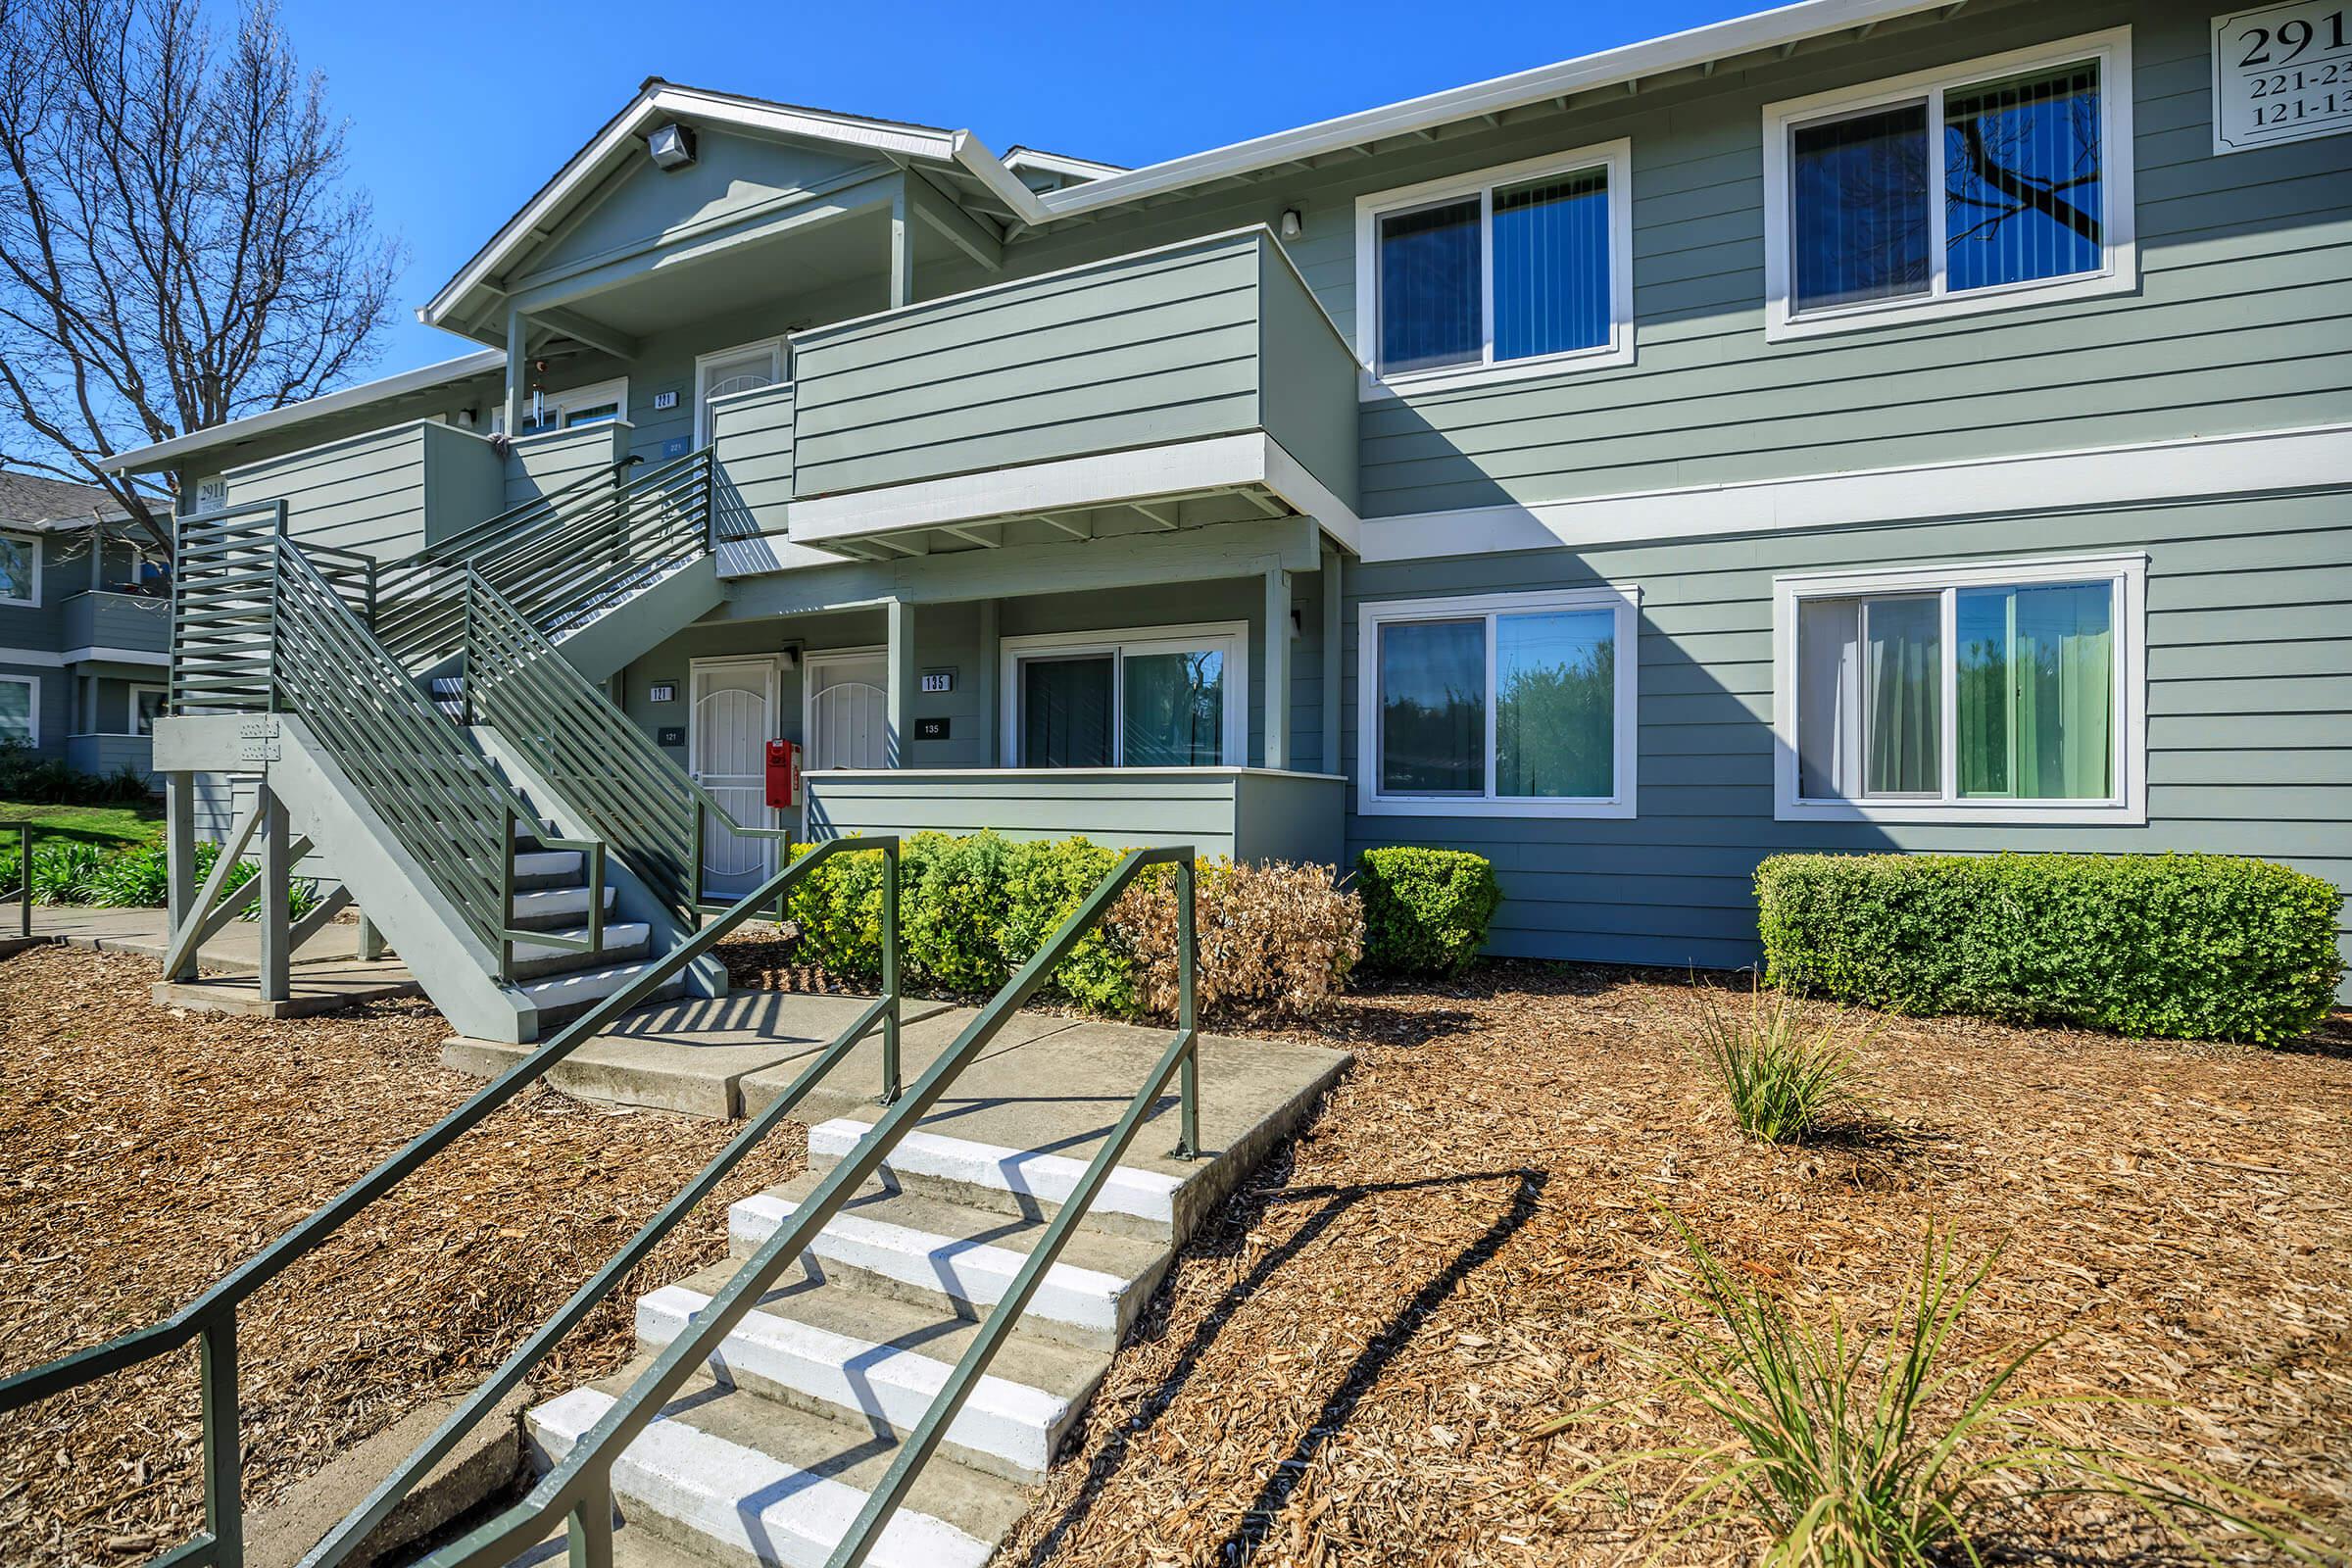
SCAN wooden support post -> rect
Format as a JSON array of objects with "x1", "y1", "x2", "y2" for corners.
[
  {"x1": 255, "y1": 783, "x2": 290, "y2": 1004},
  {"x1": 1320, "y1": 547, "x2": 1343, "y2": 777},
  {"x1": 504, "y1": 308, "x2": 529, "y2": 437},
  {"x1": 976, "y1": 598, "x2": 1000, "y2": 766},
  {"x1": 356, "y1": 910, "x2": 386, "y2": 961},
  {"x1": 164, "y1": 773, "x2": 197, "y2": 982},
  {"x1": 885, "y1": 597, "x2": 914, "y2": 768},
  {"x1": 1263, "y1": 567, "x2": 1293, "y2": 770},
  {"x1": 888, "y1": 181, "x2": 914, "y2": 310}
]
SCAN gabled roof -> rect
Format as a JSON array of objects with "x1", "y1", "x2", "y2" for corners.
[
  {"x1": 107, "y1": 349, "x2": 506, "y2": 474},
  {"x1": 0, "y1": 471, "x2": 123, "y2": 529},
  {"x1": 420, "y1": 80, "x2": 1051, "y2": 333}
]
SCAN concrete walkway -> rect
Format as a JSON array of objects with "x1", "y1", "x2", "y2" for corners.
[
  {"x1": 17, "y1": 906, "x2": 422, "y2": 1014},
  {"x1": 446, "y1": 988, "x2": 1349, "y2": 1192}
]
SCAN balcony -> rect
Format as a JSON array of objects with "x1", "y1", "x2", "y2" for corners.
[
  {"x1": 221, "y1": 417, "x2": 507, "y2": 561},
  {"x1": 749, "y1": 227, "x2": 1359, "y2": 562},
  {"x1": 66, "y1": 732, "x2": 156, "y2": 786},
  {"x1": 63, "y1": 590, "x2": 170, "y2": 659}
]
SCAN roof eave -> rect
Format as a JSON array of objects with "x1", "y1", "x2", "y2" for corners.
[{"x1": 1036, "y1": 0, "x2": 1952, "y2": 218}]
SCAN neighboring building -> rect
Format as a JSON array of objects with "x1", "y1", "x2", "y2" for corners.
[
  {"x1": 0, "y1": 473, "x2": 172, "y2": 785},
  {"x1": 113, "y1": 0, "x2": 2351, "y2": 1013}
]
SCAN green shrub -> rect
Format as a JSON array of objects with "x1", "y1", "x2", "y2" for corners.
[
  {"x1": 27, "y1": 842, "x2": 106, "y2": 904},
  {"x1": 0, "y1": 737, "x2": 152, "y2": 805},
  {"x1": 1756, "y1": 852, "x2": 2345, "y2": 1045},
  {"x1": 776, "y1": 832, "x2": 1358, "y2": 1019},
  {"x1": 1354, "y1": 847, "x2": 1500, "y2": 977}
]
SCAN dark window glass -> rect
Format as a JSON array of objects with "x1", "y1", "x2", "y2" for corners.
[
  {"x1": 1378, "y1": 618, "x2": 1486, "y2": 794},
  {"x1": 1945, "y1": 64, "x2": 2102, "y2": 292},
  {"x1": 1378, "y1": 197, "x2": 1482, "y2": 374},
  {"x1": 1792, "y1": 103, "x2": 1931, "y2": 312},
  {"x1": 1493, "y1": 170, "x2": 1610, "y2": 360},
  {"x1": 1021, "y1": 656, "x2": 1113, "y2": 768}
]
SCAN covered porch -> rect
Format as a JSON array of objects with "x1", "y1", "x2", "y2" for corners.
[{"x1": 617, "y1": 518, "x2": 1351, "y2": 882}]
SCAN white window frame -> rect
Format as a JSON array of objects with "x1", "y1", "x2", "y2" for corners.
[
  {"x1": 1773, "y1": 553, "x2": 2148, "y2": 825},
  {"x1": 0, "y1": 672, "x2": 38, "y2": 746},
  {"x1": 129, "y1": 682, "x2": 168, "y2": 736},
  {"x1": 494, "y1": 375, "x2": 630, "y2": 436},
  {"x1": 0, "y1": 531, "x2": 39, "y2": 608},
  {"x1": 694, "y1": 337, "x2": 789, "y2": 447},
  {"x1": 1352, "y1": 140, "x2": 1636, "y2": 399},
  {"x1": 999, "y1": 621, "x2": 1249, "y2": 769},
  {"x1": 1762, "y1": 27, "x2": 2136, "y2": 342},
  {"x1": 1356, "y1": 585, "x2": 1641, "y2": 819}
]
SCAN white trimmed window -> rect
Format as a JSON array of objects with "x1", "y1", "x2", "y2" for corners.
[
  {"x1": 1774, "y1": 555, "x2": 2146, "y2": 825},
  {"x1": 0, "y1": 673, "x2": 36, "y2": 746},
  {"x1": 1357, "y1": 587, "x2": 1639, "y2": 818},
  {"x1": 494, "y1": 376, "x2": 630, "y2": 436},
  {"x1": 1763, "y1": 28, "x2": 2135, "y2": 340},
  {"x1": 1000, "y1": 623, "x2": 1248, "y2": 768},
  {"x1": 0, "y1": 532, "x2": 37, "y2": 607},
  {"x1": 1353, "y1": 141, "x2": 1634, "y2": 395}
]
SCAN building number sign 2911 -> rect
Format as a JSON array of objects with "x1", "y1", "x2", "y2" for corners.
[{"x1": 2213, "y1": 2, "x2": 2352, "y2": 152}]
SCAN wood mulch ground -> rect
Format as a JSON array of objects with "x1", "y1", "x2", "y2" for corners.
[
  {"x1": 3, "y1": 942, "x2": 2348, "y2": 1566},
  {"x1": 994, "y1": 963, "x2": 2352, "y2": 1567},
  {"x1": 0, "y1": 945, "x2": 802, "y2": 1568}
]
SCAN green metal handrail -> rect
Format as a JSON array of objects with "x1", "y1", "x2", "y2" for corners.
[
  {"x1": 421, "y1": 845, "x2": 1201, "y2": 1568},
  {"x1": 2, "y1": 820, "x2": 36, "y2": 941},
  {"x1": 0, "y1": 837, "x2": 903, "y2": 1568}
]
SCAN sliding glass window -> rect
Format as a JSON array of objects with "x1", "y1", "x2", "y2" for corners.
[
  {"x1": 1362, "y1": 588, "x2": 1638, "y2": 818},
  {"x1": 1008, "y1": 627, "x2": 1243, "y2": 769},
  {"x1": 1359, "y1": 142, "x2": 1631, "y2": 387}
]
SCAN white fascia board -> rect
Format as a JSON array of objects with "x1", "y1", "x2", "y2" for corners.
[
  {"x1": 108, "y1": 349, "x2": 504, "y2": 474},
  {"x1": 1040, "y1": 0, "x2": 1951, "y2": 218},
  {"x1": 788, "y1": 432, "x2": 1359, "y2": 551},
  {"x1": 1355, "y1": 423, "x2": 2352, "y2": 564},
  {"x1": 62, "y1": 646, "x2": 171, "y2": 667}
]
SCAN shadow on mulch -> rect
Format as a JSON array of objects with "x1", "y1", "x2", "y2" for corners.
[{"x1": 1011, "y1": 1154, "x2": 1546, "y2": 1568}]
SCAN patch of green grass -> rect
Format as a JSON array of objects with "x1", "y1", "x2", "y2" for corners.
[{"x1": 0, "y1": 798, "x2": 165, "y2": 852}]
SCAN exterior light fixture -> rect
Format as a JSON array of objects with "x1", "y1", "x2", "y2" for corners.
[
  {"x1": 647, "y1": 122, "x2": 697, "y2": 171},
  {"x1": 1278, "y1": 208, "x2": 1303, "y2": 239}
]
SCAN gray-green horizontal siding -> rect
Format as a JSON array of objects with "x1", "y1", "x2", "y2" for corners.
[
  {"x1": 710, "y1": 383, "x2": 795, "y2": 544},
  {"x1": 790, "y1": 233, "x2": 1275, "y2": 499},
  {"x1": 63, "y1": 591, "x2": 169, "y2": 655},
  {"x1": 808, "y1": 772, "x2": 1244, "y2": 860},
  {"x1": 499, "y1": 422, "x2": 626, "y2": 515},
  {"x1": 65, "y1": 732, "x2": 154, "y2": 783},
  {"x1": 225, "y1": 420, "x2": 504, "y2": 562},
  {"x1": 1344, "y1": 487, "x2": 2352, "y2": 985}
]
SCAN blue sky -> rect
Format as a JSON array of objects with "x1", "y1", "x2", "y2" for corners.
[{"x1": 288, "y1": 0, "x2": 1761, "y2": 373}]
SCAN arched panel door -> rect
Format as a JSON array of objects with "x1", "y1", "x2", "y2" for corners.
[
  {"x1": 689, "y1": 657, "x2": 778, "y2": 899},
  {"x1": 804, "y1": 653, "x2": 891, "y2": 772}
]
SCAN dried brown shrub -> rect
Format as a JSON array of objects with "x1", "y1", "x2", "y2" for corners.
[{"x1": 1111, "y1": 858, "x2": 1363, "y2": 1020}]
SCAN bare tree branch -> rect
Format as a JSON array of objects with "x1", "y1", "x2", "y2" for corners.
[{"x1": 0, "y1": 0, "x2": 402, "y2": 554}]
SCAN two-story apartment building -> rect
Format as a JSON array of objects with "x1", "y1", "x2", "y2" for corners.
[
  {"x1": 112, "y1": 0, "x2": 2351, "y2": 1028},
  {"x1": 0, "y1": 474, "x2": 172, "y2": 784}
]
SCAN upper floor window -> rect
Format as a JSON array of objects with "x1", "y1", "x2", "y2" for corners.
[
  {"x1": 494, "y1": 376, "x2": 630, "y2": 437},
  {"x1": 1773, "y1": 555, "x2": 2146, "y2": 824},
  {"x1": 1353, "y1": 141, "x2": 1634, "y2": 395},
  {"x1": 1357, "y1": 586, "x2": 1640, "y2": 818},
  {"x1": 1763, "y1": 29, "x2": 2135, "y2": 339},
  {"x1": 0, "y1": 532, "x2": 36, "y2": 607}
]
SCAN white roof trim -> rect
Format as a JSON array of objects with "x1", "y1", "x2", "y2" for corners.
[
  {"x1": 1037, "y1": 0, "x2": 1953, "y2": 215},
  {"x1": 1002, "y1": 146, "x2": 1129, "y2": 179},
  {"x1": 108, "y1": 349, "x2": 504, "y2": 473}
]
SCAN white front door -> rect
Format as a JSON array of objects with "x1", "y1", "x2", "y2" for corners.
[
  {"x1": 804, "y1": 650, "x2": 890, "y2": 771},
  {"x1": 690, "y1": 656, "x2": 779, "y2": 899},
  {"x1": 696, "y1": 340, "x2": 786, "y2": 446}
]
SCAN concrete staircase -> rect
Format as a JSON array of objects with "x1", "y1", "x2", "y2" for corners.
[{"x1": 517, "y1": 1021, "x2": 1346, "y2": 1568}]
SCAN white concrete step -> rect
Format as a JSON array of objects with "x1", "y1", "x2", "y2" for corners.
[
  {"x1": 636, "y1": 1265, "x2": 1108, "y2": 1483},
  {"x1": 806, "y1": 1117, "x2": 1185, "y2": 1241},
  {"x1": 527, "y1": 1378, "x2": 1023, "y2": 1568},
  {"x1": 507, "y1": 920, "x2": 651, "y2": 980},
  {"x1": 728, "y1": 1171, "x2": 1170, "y2": 1351},
  {"x1": 506, "y1": 850, "x2": 585, "y2": 890},
  {"x1": 507, "y1": 882, "x2": 615, "y2": 931},
  {"x1": 519, "y1": 957, "x2": 686, "y2": 1026}
]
